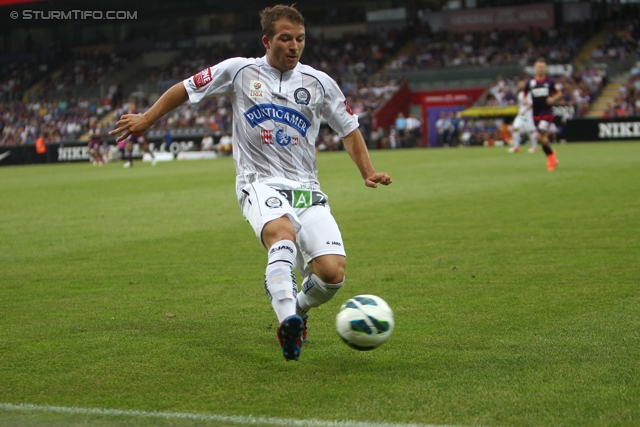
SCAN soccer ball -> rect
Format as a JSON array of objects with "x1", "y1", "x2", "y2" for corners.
[{"x1": 336, "y1": 294, "x2": 394, "y2": 351}]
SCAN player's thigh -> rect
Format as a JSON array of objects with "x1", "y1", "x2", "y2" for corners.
[
  {"x1": 523, "y1": 117, "x2": 536, "y2": 133},
  {"x1": 513, "y1": 116, "x2": 524, "y2": 130},
  {"x1": 296, "y1": 205, "x2": 346, "y2": 265},
  {"x1": 240, "y1": 182, "x2": 301, "y2": 248},
  {"x1": 536, "y1": 120, "x2": 550, "y2": 134}
]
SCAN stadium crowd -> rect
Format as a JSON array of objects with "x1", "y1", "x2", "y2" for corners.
[
  {"x1": 0, "y1": 56, "x2": 56, "y2": 102},
  {"x1": 38, "y1": 51, "x2": 133, "y2": 95},
  {"x1": 602, "y1": 62, "x2": 640, "y2": 118},
  {"x1": 0, "y1": 97, "x2": 112, "y2": 146},
  {"x1": 592, "y1": 20, "x2": 640, "y2": 60},
  {"x1": 387, "y1": 23, "x2": 589, "y2": 70}
]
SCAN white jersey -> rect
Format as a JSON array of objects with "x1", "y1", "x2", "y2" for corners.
[
  {"x1": 183, "y1": 56, "x2": 359, "y2": 195},
  {"x1": 517, "y1": 90, "x2": 534, "y2": 121}
]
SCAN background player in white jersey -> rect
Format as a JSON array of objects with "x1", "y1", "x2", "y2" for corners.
[
  {"x1": 509, "y1": 80, "x2": 538, "y2": 154},
  {"x1": 110, "y1": 5, "x2": 392, "y2": 362}
]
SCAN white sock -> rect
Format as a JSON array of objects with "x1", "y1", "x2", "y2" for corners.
[
  {"x1": 529, "y1": 131, "x2": 538, "y2": 149},
  {"x1": 296, "y1": 274, "x2": 344, "y2": 316},
  {"x1": 265, "y1": 240, "x2": 297, "y2": 323},
  {"x1": 512, "y1": 130, "x2": 521, "y2": 148}
]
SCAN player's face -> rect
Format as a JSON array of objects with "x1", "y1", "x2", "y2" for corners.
[
  {"x1": 534, "y1": 61, "x2": 547, "y2": 78},
  {"x1": 263, "y1": 18, "x2": 305, "y2": 72},
  {"x1": 518, "y1": 80, "x2": 525, "y2": 90}
]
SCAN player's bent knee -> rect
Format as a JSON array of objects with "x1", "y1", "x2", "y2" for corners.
[{"x1": 310, "y1": 255, "x2": 345, "y2": 284}]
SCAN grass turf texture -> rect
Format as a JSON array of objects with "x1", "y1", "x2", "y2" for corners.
[{"x1": 0, "y1": 142, "x2": 639, "y2": 427}]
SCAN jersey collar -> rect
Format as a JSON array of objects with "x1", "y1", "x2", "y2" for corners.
[{"x1": 260, "y1": 55, "x2": 300, "y2": 77}]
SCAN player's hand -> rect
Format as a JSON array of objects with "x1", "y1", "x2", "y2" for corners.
[
  {"x1": 546, "y1": 96, "x2": 556, "y2": 106},
  {"x1": 109, "y1": 114, "x2": 152, "y2": 143},
  {"x1": 365, "y1": 172, "x2": 392, "y2": 188}
]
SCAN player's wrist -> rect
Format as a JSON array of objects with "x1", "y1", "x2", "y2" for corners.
[{"x1": 140, "y1": 113, "x2": 155, "y2": 129}]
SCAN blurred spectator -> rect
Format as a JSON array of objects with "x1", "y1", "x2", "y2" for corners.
[
  {"x1": 435, "y1": 112, "x2": 449, "y2": 147},
  {"x1": 406, "y1": 114, "x2": 422, "y2": 148},
  {"x1": 395, "y1": 112, "x2": 407, "y2": 142},
  {"x1": 447, "y1": 111, "x2": 460, "y2": 147},
  {"x1": 216, "y1": 131, "x2": 232, "y2": 155},
  {"x1": 201, "y1": 134, "x2": 214, "y2": 151}
]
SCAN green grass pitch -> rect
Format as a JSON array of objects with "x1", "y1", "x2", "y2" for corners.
[{"x1": 0, "y1": 142, "x2": 639, "y2": 427}]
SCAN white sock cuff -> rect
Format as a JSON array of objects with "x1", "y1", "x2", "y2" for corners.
[
  {"x1": 297, "y1": 273, "x2": 345, "y2": 312},
  {"x1": 302, "y1": 274, "x2": 344, "y2": 293},
  {"x1": 268, "y1": 240, "x2": 296, "y2": 263}
]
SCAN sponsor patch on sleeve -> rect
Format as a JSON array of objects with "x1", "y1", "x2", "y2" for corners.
[
  {"x1": 344, "y1": 99, "x2": 354, "y2": 115},
  {"x1": 193, "y1": 68, "x2": 213, "y2": 89}
]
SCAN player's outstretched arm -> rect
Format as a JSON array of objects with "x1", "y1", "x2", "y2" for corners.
[
  {"x1": 342, "y1": 129, "x2": 392, "y2": 188},
  {"x1": 109, "y1": 82, "x2": 189, "y2": 142}
]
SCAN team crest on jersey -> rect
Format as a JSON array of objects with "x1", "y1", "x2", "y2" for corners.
[
  {"x1": 294, "y1": 88, "x2": 310, "y2": 105},
  {"x1": 249, "y1": 80, "x2": 266, "y2": 98},
  {"x1": 194, "y1": 68, "x2": 212, "y2": 89},
  {"x1": 265, "y1": 197, "x2": 282, "y2": 208},
  {"x1": 260, "y1": 128, "x2": 298, "y2": 147},
  {"x1": 530, "y1": 79, "x2": 537, "y2": 88}
]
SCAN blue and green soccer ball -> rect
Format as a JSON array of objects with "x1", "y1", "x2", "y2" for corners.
[{"x1": 336, "y1": 294, "x2": 394, "y2": 351}]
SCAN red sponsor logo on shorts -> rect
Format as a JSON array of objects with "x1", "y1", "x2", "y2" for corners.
[
  {"x1": 261, "y1": 129, "x2": 273, "y2": 144},
  {"x1": 344, "y1": 99, "x2": 354, "y2": 115},
  {"x1": 194, "y1": 68, "x2": 212, "y2": 89},
  {"x1": 291, "y1": 136, "x2": 298, "y2": 145}
]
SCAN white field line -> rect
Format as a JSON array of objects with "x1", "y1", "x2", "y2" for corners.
[{"x1": 0, "y1": 403, "x2": 481, "y2": 427}]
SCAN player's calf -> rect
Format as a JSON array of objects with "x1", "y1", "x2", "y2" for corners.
[{"x1": 264, "y1": 240, "x2": 298, "y2": 323}]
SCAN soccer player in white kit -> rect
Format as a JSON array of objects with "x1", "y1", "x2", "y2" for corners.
[
  {"x1": 509, "y1": 80, "x2": 538, "y2": 154},
  {"x1": 110, "y1": 5, "x2": 392, "y2": 362}
]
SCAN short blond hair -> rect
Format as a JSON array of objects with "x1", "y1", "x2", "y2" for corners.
[{"x1": 260, "y1": 4, "x2": 304, "y2": 39}]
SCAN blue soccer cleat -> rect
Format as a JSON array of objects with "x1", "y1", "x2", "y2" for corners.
[{"x1": 277, "y1": 315, "x2": 304, "y2": 361}]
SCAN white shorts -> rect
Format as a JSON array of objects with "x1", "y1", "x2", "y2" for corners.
[
  {"x1": 513, "y1": 115, "x2": 536, "y2": 133},
  {"x1": 239, "y1": 181, "x2": 346, "y2": 274}
]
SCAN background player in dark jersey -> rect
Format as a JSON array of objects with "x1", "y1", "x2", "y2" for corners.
[
  {"x1": 123, "y1": 102, "x2": 156, "y2": 168},
  {"x1": 524, "y1": 58, "x2": 563, "y2": 171}
]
